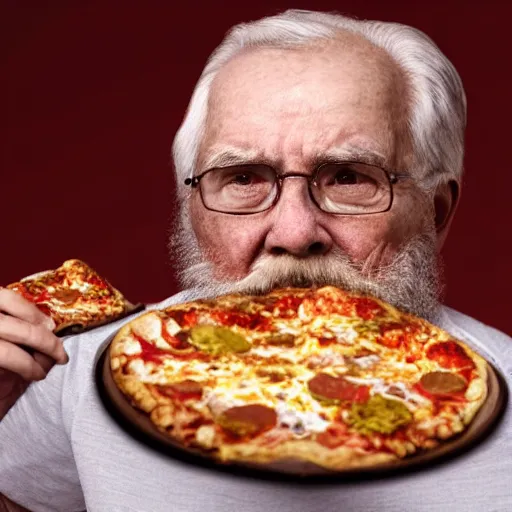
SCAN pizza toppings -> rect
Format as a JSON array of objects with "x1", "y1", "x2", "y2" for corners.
[
  {"x1": 52, "y1": 288, "x2": 82, "y2": 304},
  {"x1": 7, "y1": 259, "x2": 139, "y2": 334},
  {"x1": 162, "y1": 380, "x2": 204, "y2": 400},
  {"x1": 347, "y1": 395, "x2": 413, "y2": 435},
  {"x1": 419, "y1": 371, "x2": 467, "y2": 395},
  {"x1": 308, "y1": 373, "x2": 370, "y2": 403},
  {"x1": 351, "y1": 354, "x2": 381, "y2": 369},
  {"x1": 427, "y1": 341, "x2": 475, "y2": 370},
  {"x1": 188, "y1": 325, "x2": 251, "y2": 355},
  {"x1": 109, "y1": 285, "x2": 489, "y2": 472},
  {"x1": 216, "y1": 404, "x2": 277, "y2": 437},
  {"x1": 275, "y1": 403, "x2": 330, "y2": 436},
  {"x1": 265, "y1": 333, "x2": 296, "y2": 346},
  {"x1": 354, "y1": 297, "x2": 385, "y2": 320}
]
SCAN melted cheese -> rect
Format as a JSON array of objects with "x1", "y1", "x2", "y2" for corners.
[
  {"x1": 123, "y1": 338, "x2": 142, "y2": 356},
  {"x1": 249, "y1": 345, "x2": 299, "y2": 363},
  {"x1": 345, "y1": 376, "x2": 430, "y2": 410},
  {"x1": 275, "y1": 402, "x2": 330, "y2": 436},
  {"x1": 164, "y1": 318, "x2": 182, "y2": 336},
  {"x1": 131, "y1": 314, "x2": 162, "y2": 342},
  {"x1": 352, "y1": 354, "x2": 380, "y2": 368}
]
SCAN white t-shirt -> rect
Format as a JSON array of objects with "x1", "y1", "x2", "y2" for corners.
[{"x1": 1, "y1": 288, "x2": 511, "y2": 512}]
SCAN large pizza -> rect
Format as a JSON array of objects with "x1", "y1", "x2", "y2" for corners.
[{"x1": 109, "y1": 286, "x2": 489, "y2": 472}]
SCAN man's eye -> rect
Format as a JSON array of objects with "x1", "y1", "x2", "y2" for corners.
[
  {"x1": 332, "y1": 171, "x2": 358, "y2": 185},
  {"x1": 231, "y1": 174, "x2": 254, "y2": 185}
]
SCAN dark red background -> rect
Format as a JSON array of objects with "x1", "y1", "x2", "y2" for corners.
[{"x1": 2, "y1": 1, "x2": 511, "y2": 335}]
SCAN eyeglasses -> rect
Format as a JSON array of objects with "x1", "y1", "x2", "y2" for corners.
[{"x1": 184, "y1": 162, "x2": 411, "y2": 215}]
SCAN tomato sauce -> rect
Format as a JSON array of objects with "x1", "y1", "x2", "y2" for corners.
[
  {"x1": 354, "y1": 297, "x2": 384, "y2": 320},
  {"x1": 316, "y1": 422, "x2": 349, "y2": 449},
  {"x1": 273, "y1": 295, "x2": 304, "y2": 317},
  {"x1": 131, "y1": 333, "x2": 168, "y2": 363},
  {"x1": 166, "y1": 308, "x2": 198, "y2": 327},
  {"x1": 426, "y1": 341, "x2": 475, "y2": 370},
  {"x1": 211, "y1": 309, "x2": 272, "y2": 332},
  {"x1": 86, "y1": 275, "x2": 108, "y2": 289}
]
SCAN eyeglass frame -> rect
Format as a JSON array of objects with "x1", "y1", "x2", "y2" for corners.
[{"x1": 184, "y1": 161, "x2": 412, "y2": 216}]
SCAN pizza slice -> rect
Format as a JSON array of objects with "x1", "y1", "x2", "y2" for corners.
[{"x1": 6, "y1": 259, "x2": 143, "y2": 335}]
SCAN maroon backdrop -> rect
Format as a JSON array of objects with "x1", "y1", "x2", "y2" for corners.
[{"x1": 2, "y1": 1, "x2": 511, "y2": 335}]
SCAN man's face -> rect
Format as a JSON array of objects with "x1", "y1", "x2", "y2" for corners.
[{"x1": 175, "y1": 35, "x2": 442, "y2": 320}]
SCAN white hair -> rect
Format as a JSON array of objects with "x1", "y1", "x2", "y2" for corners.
[{"x1": 172, "y1": 9, "x2": 466, "y2": 199}]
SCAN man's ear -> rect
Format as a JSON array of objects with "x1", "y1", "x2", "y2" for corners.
[{"x1": 434, "y1": 179, "x2": 460, "y2": 250}]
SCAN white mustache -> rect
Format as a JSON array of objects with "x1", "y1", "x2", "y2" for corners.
[
  {"x1": 171, "y1": 211, "x2": 442, "y2": 322},
  {"x1": 229, "y1": 250, "x2": 366, "y2": 294}
]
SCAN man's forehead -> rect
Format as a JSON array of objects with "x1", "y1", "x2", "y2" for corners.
[
  {"x1": 201, "y1": 142, "x2": 388, "y2": 170},
  {"x1": 208, "y1": 33, "x2": 402, "y2": 104},
  {"x1": 199, "y1": 34, "x2": 408, "y2": 170}
]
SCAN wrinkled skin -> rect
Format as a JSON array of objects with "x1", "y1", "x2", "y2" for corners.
[{"x1": 187, "y1": 34, "x2": 458, "y2": 293}]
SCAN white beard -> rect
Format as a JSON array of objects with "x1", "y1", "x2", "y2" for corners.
[{"x1": 169, "y1": 206, "x2": 443, "y2": 322}]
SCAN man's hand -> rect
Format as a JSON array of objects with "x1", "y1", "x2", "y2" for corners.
[
  {"x1": 0, "y1": 493, "x2": 31, "y2": 512},
  {"x1": 0, "y1": 287, "x2": 68, "y2": 419}
]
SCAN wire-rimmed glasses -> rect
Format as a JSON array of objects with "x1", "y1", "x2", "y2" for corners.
[{"x1": 184, "y1": 161, "x2": 410, "y2": 215}]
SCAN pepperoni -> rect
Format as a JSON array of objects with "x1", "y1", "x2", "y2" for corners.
[
  {"x1": 217, "y1": 404, "x2": 277, "y2": 437},
  {"x1": 156, "y1": 380, "x2": 203, "y2": 401},
  {"x1": 308, "y1": 373, "x2": 370, "y2": 402},
  {"x1": 169, "y1": 379, "x2": 203, "y2": 394},
  {"x1": 355, "y1": 297, "x2": 384, "y2": 320},
  {"x1": 420, "y1": 371, "x2": 467, "y2": 395},
  {"x1": 52, "y1": 288, "x2": 81, "y2": 304},
  {"x1": 426, "y1": 341, "x2": 475, "y2": 370},
  {"x1": 414, "y1": 382, "x2": 467, "y2": 404}
]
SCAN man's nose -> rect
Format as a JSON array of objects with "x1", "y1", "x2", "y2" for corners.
[{"x1": 264, "y1": 179, "x2": 333, "y2": 257}]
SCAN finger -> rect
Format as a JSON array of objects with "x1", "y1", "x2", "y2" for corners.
[
  {"x1": 0, "y1": 287, "x2": 55, "y2": 330},
  {"x1": 0, "y1": 313, "x2": 68, "y2": 364},
  {"x1": 0, "y1": 340, "x2": 48, "y2": 381},
  {"x1": 0, "y1": 370, "x2": 29, "y2": 419},
  {"x1": 33, "y1": 350, "x2": 57, "y2": 374}
]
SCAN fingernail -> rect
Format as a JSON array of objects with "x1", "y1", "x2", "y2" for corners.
[{"x1": 45, "y1": 317, "x2": 56, "y2": 331}]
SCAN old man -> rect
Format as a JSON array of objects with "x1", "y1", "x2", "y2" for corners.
[{"x1": 1, "y1": 9, "x2": 511, "y2": 512}]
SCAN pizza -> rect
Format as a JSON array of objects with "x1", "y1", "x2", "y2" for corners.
[
  {"x1": 109, "y1": 286, "x2": 489, "y2": 473},
  {"x1": 7, "y1": 259, "x2": 142, "y2": 335}
]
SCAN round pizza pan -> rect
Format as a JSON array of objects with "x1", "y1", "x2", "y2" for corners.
[{"x1": 95, "y1": 333, "x2": 509, "y2": 481}]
